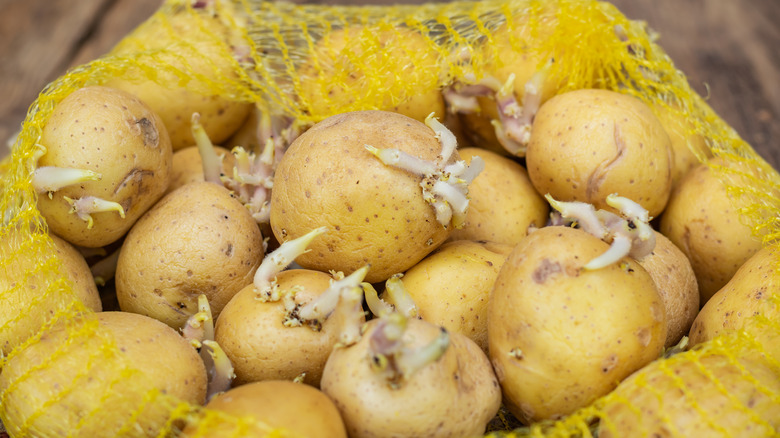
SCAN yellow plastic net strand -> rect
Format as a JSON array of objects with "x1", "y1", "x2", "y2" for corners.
[{"x1": 1, "y1": 0, "x2": 778, "y2": 436}]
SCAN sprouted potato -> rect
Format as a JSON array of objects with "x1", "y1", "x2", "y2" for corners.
[
  {"x1": 34, "y1": 86, "x2": 172, "y2": 248},
  {"x1": 321, "y1": 313, "x2": 501, "y2": 438},
  {"x1": 526, "y1": 88, "x2": 673, "y2": 218},
  {"x1": 269, "y1": 110, "x2": 483, "y2": 283},
  {"x1": 488, "y1": 225, "x2": 666, "y2": 423}
]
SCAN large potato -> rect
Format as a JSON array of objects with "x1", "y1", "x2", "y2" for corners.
[
  {"x1": 0, "y1": 230, "x2": 101, "y2": 355},
  {"x1": 270, "y1": 111, "x2": 455, "y2": 283},
  {"x1": 0, "y1": 312, "x2": 207, "y2": 437},
  {"x1": 116, "y1": 181, "x2": 264, "y2": 329},
  {"x1": 660, "y1": 157, "x2": 764, "y2": 303},
  {"x1": 599, "y1": 353, "x2": 780, "y2": 437},
  {"x1": 36, "y1": 86, "x2": 172, "y2": 248},
  {"x1": 689, "y1": 243, "x2": 780, "y2": 361},
  {"x1": 106, "y1": 11, "x2": 252, "y2": 150},
  {"x1": 526, "y1": 88, "x2": 673, "y2": 217},
  {"x1": 488, "y1": 225, "x2": 666, "y2": 423},
  {"x1": 297, "y1": 26, "x2": 444, "y2": 123}
]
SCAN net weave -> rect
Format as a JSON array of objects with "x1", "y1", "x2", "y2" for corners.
[{"x1": 1, "y1": 0, "x2": 778, "y2": 436}]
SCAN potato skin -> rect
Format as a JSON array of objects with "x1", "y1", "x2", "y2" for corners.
[
  {"x1": 0, "y1": 312, "x2": 206, "y2": 438},
  {"x1": 0, "y1": 230, "x2": 102, "y2": 354},
  {"x1": 659, "y1": 158, "x2": 763, "y2": 304},
  {"x1": 599, "y1": 353, "x2": 780, "y2": 438},
  {"x1": 116, "y1": 181, "x2": 264, "y2": 329},
  {"x1": 298, "y1": 27, "x2": 444, "y2": 123},
  {"x1": 637, "y1": 231, "x2": 699, "y2": 348},
  {"x1": 448, "y1": 148, "x2": 549, "y2": 245},
  {"x1": 689, "y1": 244, "x2": 780, "y2": 353},
  {"x1": 37, "y1": 86, "x2": 172, "y2": 248},
  {"x1": 270, "y1": 110, "x2": 452, "y2": 283},
  {"x1": 321, "y1": 318, "x2": 501, "y2": 438},
  {"x1": 526, "y1": 88, "x2": 673, "y2": 217},
  {"x1": 215, "y1": 270, "x2": 347, "y2": 387},
  {"x1": 167, "y1": 145, "x2": 234, "y2": 195},
  {"x1": 181, "y1": 380, "x2": 347, "y2": 438},
  {"x1": 394, "y1": 239, "x2": 513, "y2": 353},
  {"x1": 106, "y1": 13, "x2": 251, "y2": 150},
  {"x1": 488, "y1": 226, "x2": 666, "y2": 423}
]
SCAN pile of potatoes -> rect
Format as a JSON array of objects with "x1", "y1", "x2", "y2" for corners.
[{"x1": 3, "y1": 9, "x2": 780, "y2": 438}]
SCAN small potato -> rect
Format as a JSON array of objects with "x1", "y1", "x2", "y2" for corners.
[
  {"x1": 215, "y1": 270, "x2": 346, "y2": 387},
  {"x1": 36, "y1": 86, "x2": 172, "y2": 248},
  {"x1": 270, "y1": 111, "x2": 463, "y2": 283},
  {"x1": 297, "y1": 26, "x2": 445, "y2": 123},
  {"x1": 116, "y1": 181, "x2": 264, "y2": 329},
  {"x1": 321, "y1": 318, "x2": 501, "y2": 438},
  {"x1": 488, "y1": 225, "x2": 666, "y2": 423},
  {"x1": 526, "y1": 88, "x2": 673, "y2": 218},
  {"x1": 659, "y1": 158, "x2": 764, "y2": 303},
  {"x1": 599, "y1": 353, "x2": 780, "y2": 437},
  {"x1": 0, "y1": 230, "x2": 102, "y2": 354},
  {"x1": 106, "y1": 12, "x2": 252, "y2": 150},
  {"x1": 689, "y1": 244, "x2": 780, "y2": 356},
  {"x1": 637, "y1": 231, "x2": 699, "y2": 348},
  {"x1": 389, "y1": 239, "x2": 513, "y2": 353},
  {"x1": 448, "y1": 147, "x2": 549, "y2": 245},
  {"x1": 181, "y1": 380, "x2": 347, "y2": 438},
  {"x1": 0, "y1": 311, "x2": 207, "y2": 438}
]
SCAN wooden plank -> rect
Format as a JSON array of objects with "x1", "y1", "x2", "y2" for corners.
[
  {"x1": 0, "y1": 0, "x2": 112, "y2": 147},
  {"x1": 610, "y1": 0, "x2": 780, "y2": 168}
]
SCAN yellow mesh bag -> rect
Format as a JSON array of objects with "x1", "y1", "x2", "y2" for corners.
[{"x1": 1, "y1": 0, "x2": 779, "y2": 436}]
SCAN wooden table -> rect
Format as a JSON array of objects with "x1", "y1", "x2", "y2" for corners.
[{"x1": 1, "y1": 0, "x2": 778, "y2": 169}]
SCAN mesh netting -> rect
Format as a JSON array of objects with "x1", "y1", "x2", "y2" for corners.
[{"x1": 1, "y1": 0, "x2": 778, "y2": 436}]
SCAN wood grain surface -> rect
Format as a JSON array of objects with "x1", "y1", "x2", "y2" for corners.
[{"x1": 1, "y1": 0, "x2": 778, "y2": 168}]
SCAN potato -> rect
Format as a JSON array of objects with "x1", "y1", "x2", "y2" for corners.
[
  {"x1": 215, "y1": 270, "x2": 347, "y2": 387},
  {"x1": 448, "y1": 147, "x2": 549, "y2": 245},
  {"x1": 321, "y1": 317, "x2": 501, "y2": 438},
  {"x1": 689, "y1": 244, "x2": 780, "y2": 355},
  {"x1": 167, "y1": 145, "x2": 234, "y2": 195},
  {"x1": 598, "y1": 353, "x2": 780, "y2": 437},
  {"x1": 297, "y1": 26, "x2": 445, "y2": 123},
  {"x1": 637, "y1": 231, "x2": 699, "y2": 348},
  {"x1": 270, "y1": 110, "x2": 475, "y2": 283},
  {"x1": 388, "y1": 239, "x2": 513, "y2": 353},
  {"x1": 106, "y1": 11, "x2": 252, "y2": 150},
  {"x1": 35, "y1": 86, "x2": 172, "y2": 248},
  {"x1": 181, "y1": 380, "x2": 347, "y2": 438},
  {"x1": 0, "y1": 229, "x2": 102, "y2": 354},
  {"x1": 652, "y1": 102, "x2": 711, "y2": 189},
  {"x1": 488, "y1": 225, "x2": 666, "y2": 423},
  {"x1": 0, "y1": 311, "x2": 207, "y2": 437},
  {"x1": 526, "y1": 88, "x2": 673, "y2": 218},
  {"x1": 116, "y1": 181, "x2": 264, "y2": 329},
  {"x1": 659, "y1": 157, "x2": 764, "y2": 303}
]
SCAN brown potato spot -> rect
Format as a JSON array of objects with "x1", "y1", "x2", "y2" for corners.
[
  {"x1": 533, "y1": 258, "x2": 562, "y2": 284},
  {"x1": 136, "y1": 117, "x2": 159, "y2": 148}
]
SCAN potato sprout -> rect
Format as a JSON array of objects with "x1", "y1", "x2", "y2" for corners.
[
  {"x1": 365, "y1": 113, "x2": 484, "y2": 228},
  {"x1": 545, "y1": 193, "x2": 656, "y2": 269}
]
